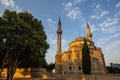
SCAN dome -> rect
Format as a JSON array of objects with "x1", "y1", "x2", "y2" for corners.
[
  {"x1": 68, "y1": 36, "x2": 85, "y2": 46},
  {"x1": 69, "y1": 36, "x2": 92, "y2": 47},
  {"x1": 72, "y1": 36, "x2": 85, "y2": 42}
]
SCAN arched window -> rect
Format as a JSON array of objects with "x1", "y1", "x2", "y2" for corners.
[
  {"x1": 93, "y1": 58, "x2": 98, "y2": 71},
  {"x1": 78, "y1": 66, "x2": 81, "y2": 70}
]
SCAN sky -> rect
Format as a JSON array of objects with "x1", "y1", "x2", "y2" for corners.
[{"x1": 0, "y1": 0, "x2": 120, "y2": 66}]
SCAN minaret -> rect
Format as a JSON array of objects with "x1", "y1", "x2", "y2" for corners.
[
  {"x1": 86, "y1": 21, "x2": 92, "y2": 41},
  {"x1": 55, "y1": 18, "x2": 62, "y2": 74},
  {"x1": 57, "y1": 18, "x2": 62, "y2": 54}
]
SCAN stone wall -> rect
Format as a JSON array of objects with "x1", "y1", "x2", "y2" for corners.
[
  {"x1": 1, "y1": 73, "x2": 120, "y2": 80},
  {"x1": 0, "y1": 68, "x2": 46, "y2": 79},
  {"x1": 47, "y1": 74, "x2": 120, "y2": 80}
]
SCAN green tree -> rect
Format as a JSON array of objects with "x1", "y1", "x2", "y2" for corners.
[
  {"x1": 106, "y1": 66, "x2": 114, "y2": 73},
  {"x1": 0, "y1": 10, "x2": 49, "y2": 80},
  {"x1": 82, "y1": 38, "x2": 91, "y2": 74},
  {"x1": 46, "y1": 62, "x2": 55, "y2": 72}
]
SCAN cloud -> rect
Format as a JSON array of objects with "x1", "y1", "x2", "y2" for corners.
[
  {"x1": 98, "y1": 17, "x2": 118, "y2": 27},
  {"x1": 47, "y1": 18, "x2": 53, "y2": 23},
  {"x1": 67, "y1": 7, "x2": 82, "y2": 20},
  {"x1": 0, "y1": 0, "x2": 22, "y2": 12},
  {"x1": 1, "y1": 0, "x2": 14, "y2": 7},
  {"x1": 91, "y1": 3, "x2": 101, "y2": 9},
  {"x1": 46, "y1": 18, "x2": 56, "y2": 25},
  {"x1": 74, "y1": 0, "x2": 85, "y2": 4},
  {"x1": 100, "y1": 11, "x2": 109, "y2": 17},
  {"x1": 91, "y1": 11, "x2": 109, "y2": 20},
  {"x1": 90, "y1": 24, "x2": 97, "y2": 32},
  {"x1": 101, "y1": 26, "x2": 117, "y2": 33},
  {"x1": 116, "y1": 2, "x2": 120, "y2": 8},
  {"x1": 64, "y1": 2, "x2": 72, "y2": 10},
  {"x1": 91, "y1": 3, "x2": 109, "y2": 20},
  {"x1": 95, "y1": 4, "x2": 101, "y2": 9},
  {"x1": 45, "y1": 18, "x2": 57, "y2": 34},
  {"x1": 98, "y1": 15, "x2": 120, "y2": 33},
  {"x1": 63, "y1": 1, "x2": 84, "y2": 20},
  {"x1": 91, "y1": 15, "x2": 100, "y2": 20}
]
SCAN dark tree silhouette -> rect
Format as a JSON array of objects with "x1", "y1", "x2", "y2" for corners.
[{"x1": 82, "y1": 38, "x2": 91, "y2": 74}]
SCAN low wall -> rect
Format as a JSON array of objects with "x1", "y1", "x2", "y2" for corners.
[
  {"x1": 0, "y1": 68, "x2": 47, "y2": 79},
  {"x1": 48, "y1": 74, "x2": 120, "y2": 80}
]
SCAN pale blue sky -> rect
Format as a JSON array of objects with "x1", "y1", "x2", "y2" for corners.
[{"x1": 0, "y1": 0, "x2": 120, "y2": 66}]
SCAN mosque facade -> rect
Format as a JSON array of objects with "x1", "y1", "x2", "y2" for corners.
[{"x1": 55, "y1": 19, "x2": 106, "y2": 74}]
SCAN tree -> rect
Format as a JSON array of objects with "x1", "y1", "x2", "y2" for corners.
[
  {"x1": 82, "y1": 38, "x2": 91, "y2": 74},
  {"x1": 0, "y1": 10, "x2": 49, "y2": 80},
  {"x1": 106, "y1": 66, "x2": 114, "y2": 73},
  {"x1": 46, "y1": 62, "x2": 55, "y2": 72}
]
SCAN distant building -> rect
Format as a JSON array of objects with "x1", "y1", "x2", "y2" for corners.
[
  {"x1": 110, "y1": 63, "x2": 120, "y2": 73},
  {"x1": 55, "y1": 18, "x2": 106, "y2": 74}
]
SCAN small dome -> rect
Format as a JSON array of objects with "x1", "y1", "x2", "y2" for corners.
[{"x1": 73, "y1": 36, "x2": 84, "y2": 42}]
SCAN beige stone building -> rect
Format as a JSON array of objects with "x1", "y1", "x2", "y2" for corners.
[{"x1": 55, "y1": 18, "x2": 106, "y2": 74}]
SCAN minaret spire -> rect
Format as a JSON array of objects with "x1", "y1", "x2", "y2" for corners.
[
  {"x1": 57, "y1": 17, "x2": 62, "y2": 54},
  {"x1": 86, "y1": 21, "x2": 92, "y2": 41},
  {"x1": 58, "y1": 17, "x2": 61, "y2": 25}
]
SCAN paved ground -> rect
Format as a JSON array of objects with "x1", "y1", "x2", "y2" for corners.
[{"x1": 1, "y1": 74, "x2": 120, "y2": 80}]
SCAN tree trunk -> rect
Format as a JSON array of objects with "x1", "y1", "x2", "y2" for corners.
[
  {"x1": 6, "y1": 66, "x2": 16, "y2": 80},
  {"x1": 0, "y1": 64, "x2": 4, "y2": 77},
  {"x1": 7, "y1": 68, "x2": 11, "y2": 80},
  {"x1": 6, "y1": 50, "x2": 21, "y2": 80},
  {"x1": 7, "y1": 49, "x2": 22, "y2": 80},
  {"x1": 0, "y1": 52, "x2": 9, "y2": 77}
]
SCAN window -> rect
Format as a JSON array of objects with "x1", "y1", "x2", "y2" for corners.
[
  {"x1": 77, "y1": 53, "x2": 80, "y2": 59},
  {"x1": 93, "y1": 58, "x2": 98, "y2": 70},
  {"x1": 68, "y1": 54, "x2": 71, "y2": 60},
  {"x1": 91, "y1": 51, "x2": 93, "y2": 55},
  {"x1": 78, "y1": 66, "x2": 81, "y2": 70},
  {"x1": 69, "y1": 66, "x2": 72, "y2": 70}
]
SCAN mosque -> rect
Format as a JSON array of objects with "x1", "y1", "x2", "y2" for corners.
[{"x1": 55, "y1": 18, "x2": 106, "y2": 74}]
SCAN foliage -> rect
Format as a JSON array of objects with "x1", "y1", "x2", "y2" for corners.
[
  {"x1": 46, "y1": 62, "x2": 55, "y2": 72},
  {"x1": 106, "y1": 66, "x2": 114, "y2": 73},
  {"x1": 0, "y1": 10, "x2": 49, "y2": 80},
  {"x1": 82, "y1": 38, "x2": 91, "y2": 74}
]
